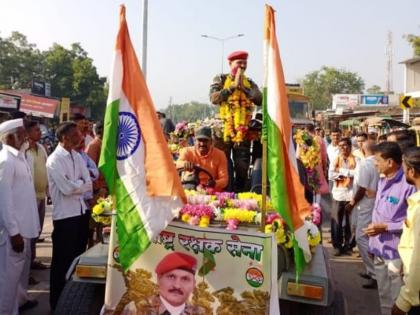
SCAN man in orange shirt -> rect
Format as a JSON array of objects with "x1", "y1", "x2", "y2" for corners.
[{"x1": 177, "y1": 127, "x2": 228, "y2": 192}]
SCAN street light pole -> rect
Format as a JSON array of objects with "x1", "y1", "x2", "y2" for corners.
[
  {"x1": 141, "y1": 0, "x2": 148, "y2": 80},
  {"x1": 201, "y1": 34, "x2": 244, "y2": 73}
]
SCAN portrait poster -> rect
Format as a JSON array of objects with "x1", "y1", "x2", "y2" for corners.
[{"x1": 103, "y1": 221, "x2": 279, "y2": 315}]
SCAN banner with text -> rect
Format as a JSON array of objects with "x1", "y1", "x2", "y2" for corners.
[{"x1": 103, "y1": 221, "x2": 279, "y2": 315}]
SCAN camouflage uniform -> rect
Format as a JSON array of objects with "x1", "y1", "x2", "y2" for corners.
[
  {"x1": 209, "y1": 74, "x2": 262, "y2": 192},
  {"x1": 141, "y1": 295, "x2": 205, "y2": 315}
]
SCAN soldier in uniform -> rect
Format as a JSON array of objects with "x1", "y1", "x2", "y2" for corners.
[
  {"x1": 145, "y1": 252, "x2": 204, "y2": 315},
  {"x1": 209, "y1": 51, "x2": 262, "y2": 192}
]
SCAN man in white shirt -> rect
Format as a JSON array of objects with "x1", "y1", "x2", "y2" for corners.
[
  {"x1": 0, "y1": 119, "x2": 40, "y2": 315},
  {"x1": 46, "y1": 122, "x2": 92, "y2": 310},
  {"x1": 330, "y1": 137, "x2": 358, "y2": 256},
  {"x1": 327, "y1": 128, "x2": 342, "y2": 183}
]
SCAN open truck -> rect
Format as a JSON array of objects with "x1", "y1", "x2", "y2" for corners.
[{"x1": 54, "y1": 86, "x2": 346, "y2": 315}]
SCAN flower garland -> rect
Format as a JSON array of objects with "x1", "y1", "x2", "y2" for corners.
[
  {"x1": 220, "y1": 76, "x2": 254, "y2": 143},
  {"x1": 223, "y1": 208, "x2": 257, "y2": 230},
  {"x1": 168, "y1": 121, "x2": 192, "y2": 159},
  {"x1": 294, "y1": 129, "x2": 321, "y2": 191},
  {"x1": 237, "y1": 192, "x2": 274, "y2": 210},
  {"x1": 180, "y1": 204, "x2": 214, "y2": 228},
  {"x1": 92, "y1": 196, "x2": 113, "y2": 225}
]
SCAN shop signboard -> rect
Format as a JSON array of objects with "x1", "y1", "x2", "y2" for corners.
[
  {"x1": 332, "y1": 94, "x2": 359, "y2": 109},
  {"x1": 0, "y1": 93, "x2": 19, "y2": 110},
  {"x1": 20, "y1": 94, "x2": 59, "y2": 118},
  {"x1": 361, "y1": 95, "x2": 389, "y2": 106}
]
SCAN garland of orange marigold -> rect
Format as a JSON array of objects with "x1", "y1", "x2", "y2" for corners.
[
  {"x1": 220, "y1": 76, "x2": 254, "y2": 143},
  {"x1": 294, "y1": 129, "x2": 321, "y2": 191}
]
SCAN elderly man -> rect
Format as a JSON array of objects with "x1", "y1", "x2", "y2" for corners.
[
  {"x1": 209, "y1": 50, "x2": 262, "y2": 192},
  {"x1": 176, "y1": 126, "x2": 228, "y2": 192},
  {"x1": 47, "y1": 122, "x2": 93, "y2": 310},
  {"x1": 0, "y1": 119, "x2": 40, "y2": 315}
]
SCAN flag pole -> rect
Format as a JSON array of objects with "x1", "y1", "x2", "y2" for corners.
[{"x1": 260, "y1": 136, "x2": 267, "y2": 232}]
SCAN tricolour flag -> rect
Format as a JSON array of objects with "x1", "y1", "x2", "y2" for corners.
[
  {"x1": 263, "y1": 5, "x2": 311, "y2": 275},
  {"x1": 99, "y1": 5, "x2": 186, "y2": 270}
]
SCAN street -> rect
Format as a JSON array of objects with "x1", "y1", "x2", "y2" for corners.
[{"x1": 25, "y1": 204, "x2": 382, "y2": 315}]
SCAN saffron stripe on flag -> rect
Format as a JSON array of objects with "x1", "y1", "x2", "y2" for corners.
[
  {"x1": 263, "y1": 5, "x2": 312, "y2": 276},
  {"x1": 99, "y1": 5, "x2": 185, "y2": 270}
]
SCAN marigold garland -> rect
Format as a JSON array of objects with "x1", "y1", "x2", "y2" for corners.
[
  {"x1": 294, "y1": 129, "x2": 321, "y2": 191},
  {"x1": 223, "y1": 208, "x2": 257, "y2": 223},
  {"x1": 220, "y1": 76, "x2": 254, "y2": 143}
]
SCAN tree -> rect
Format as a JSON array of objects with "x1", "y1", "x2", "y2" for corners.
[
  {"x1": 0, "y1": 32, "x2": 43, "y2": 89},
  {"x1": 366, "y1": 85, "x2": 383, "y2": 94},
  {"x1": 0, "y1": 32, "x2": 107, "y2": 120},
  {"x1": 405, "y1": 34, "x2": 420, "y2": 57},
  {"x1": 161, "y1": 101, "x2": 216, "y2": 123},
  {"x1": 302, "y1": 66, "x2": 365, "y2": 110}
]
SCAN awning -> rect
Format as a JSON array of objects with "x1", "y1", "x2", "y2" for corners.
[
  {"x1": 339, "y1": 118, "x2": 360, "y2": 127},
  {"x1": 20, "y1": 94, "x2": 59, "y2": 118}
]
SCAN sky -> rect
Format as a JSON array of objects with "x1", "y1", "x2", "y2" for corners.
[{"x1": 0, "y1": 0, "x2": 419, "y2": 109}]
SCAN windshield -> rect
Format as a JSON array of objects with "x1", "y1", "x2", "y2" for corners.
[{"x1": 288, "y1": 100, "x2": 309, "y2": 119}]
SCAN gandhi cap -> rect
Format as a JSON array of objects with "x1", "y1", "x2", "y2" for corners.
[
  {"x1": 0, "y1": 118, "x2": 23, "y2": 136},
  {"x1": 155, "y1": 252, "x2": 197, "y2": 275}
]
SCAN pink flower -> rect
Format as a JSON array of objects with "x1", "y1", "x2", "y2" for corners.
[
  {"x1": 189, "y1": 216, "x2": 200, "y2": 225},
  {"x1": 226, "y1": 219, "x2": 239, "y2": 230}
]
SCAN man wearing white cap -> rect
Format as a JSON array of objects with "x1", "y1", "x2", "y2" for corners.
[{"x1": 0, "y1": 119, "x2": 40, "y2": 315}]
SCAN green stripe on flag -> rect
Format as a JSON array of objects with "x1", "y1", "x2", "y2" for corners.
[
  {"x1": 99, "y1": 99, "x2": 120, "y2": 193},
  {"x1": 263, "y1": 87, "x2": 306, "y2": 276},
  {"x1": 99, "y1": 99, "x2": 150, "y2": 270},
  {"x1": 115, "y1": 177, "x2": 151, "y2": 270}
]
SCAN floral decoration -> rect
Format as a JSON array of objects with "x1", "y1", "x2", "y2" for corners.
[
  {"x1": 294, "y1": 129, "x2": 321, "y2": 191},
  {"x1": 92, "y1": 196, "x2": 113, "y2": 225}
]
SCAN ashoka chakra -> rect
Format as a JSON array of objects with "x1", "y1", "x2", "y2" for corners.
[{"x1": 117, "y1": 112, "x2": 141, "y2": 160}]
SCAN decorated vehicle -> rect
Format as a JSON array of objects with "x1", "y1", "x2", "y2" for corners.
[{"x1": 54, "y1": 5, "x2": 345, "y2": 315}]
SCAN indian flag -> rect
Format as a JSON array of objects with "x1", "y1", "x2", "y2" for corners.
[
  {"x1": 99, "y1": 5, "x2": 186, "y2": 270},
  {"x1": 263, "y1": 5, "x2": 311, "y2": 275}
]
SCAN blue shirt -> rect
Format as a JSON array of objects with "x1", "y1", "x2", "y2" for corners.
[
  {"x1": 78, "y1": 151, "x2": 99, "y2": 201},
  {"x1": 368, "y1": 168, "x2": 416, "y2": 260}
]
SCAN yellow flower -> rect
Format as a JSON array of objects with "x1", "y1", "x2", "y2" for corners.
[
  {"x1": 181, "y1": 213, "x2": 191, "y2": 222},
  {"x1": 284, "y1": 237, "x2": 293, "y2": 248},
  {"x1": 223, "y1": 208, "x2": 256, "y2": 223},
  {"x1": 275, "y1": 231, "x2": 286, "y2": 244},
  {"x1": 308, "y1": 232, "x2": 321, "y2": 246},
  {"x1": 265, "y1": 224, "x2": 273, "y2": 234},
  {"x1": 93, "y1": 204, "x2": 104, "y2": 215},
  {"x1": 199, "y1": 216, "x2": 210, "y2": 228}
]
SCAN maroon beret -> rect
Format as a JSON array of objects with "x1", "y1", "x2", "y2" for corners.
[
  {"x1": 155, "y1": 252, "x2": 197, "y2": 275},
  {"x1": 227, "y1": 50, "x2": 248, "y2": 61}
]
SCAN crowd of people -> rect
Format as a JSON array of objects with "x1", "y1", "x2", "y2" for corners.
[
  {"x1": 298, "y1": 126, "x2": 420, "y2": 315},
  {"x1": 0, "y1": 112, "x2": 105, "y2": 314},
  {"x1": 1, "y1": 48, "x2": 419, "y2": 315}
]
